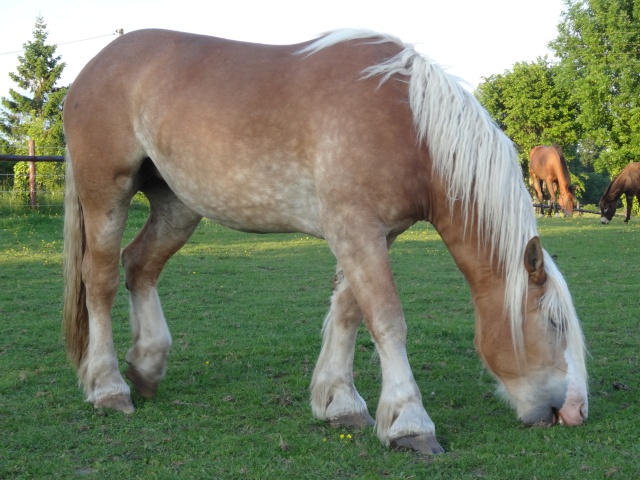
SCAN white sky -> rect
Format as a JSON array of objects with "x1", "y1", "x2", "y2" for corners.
[{"x1": 0, "y1": 0, "x2": 565, "y2": 97}]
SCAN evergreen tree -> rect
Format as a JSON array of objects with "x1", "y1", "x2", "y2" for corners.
[{"x1": 0, "y1": 15, "x2": 67, "y2": 197}]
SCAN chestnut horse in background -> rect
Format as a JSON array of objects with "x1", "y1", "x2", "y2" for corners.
[
  {"x1": 599, "y1": 162, "x2": 640, "y2": 223},
  {"x1": 62, "y1": 29, "x2": 588, "y2": 455},
  {"x1": 529, "y1": 145, "x2": 576, "y2": 217}
]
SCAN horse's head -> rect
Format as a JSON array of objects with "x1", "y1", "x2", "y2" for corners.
[
  {"x1": 599, "y1": 197, "x2": 616, "y2": 224},
  {"x1": 473, "y1": 237, "x2": 588, "y2": 427},
  {"x1": 559, "y1": 185, "x2": 576, "y2": 217}
]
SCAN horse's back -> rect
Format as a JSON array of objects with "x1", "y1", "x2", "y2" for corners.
[
  {"x1": 619, "y1": 162, "x2": 640, "y2": 194},
  {"x1": 63, "y1": 29, "x2": 424, "y2": 235}
]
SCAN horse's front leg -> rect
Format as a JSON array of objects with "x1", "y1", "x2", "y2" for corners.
[
  {"x1": 324, "y1": 232, "x2": 443, "y2": 454},
  {"x1": 624, "y1": 193, "x2": 633, "y2": 223},
  {"x1": 311, "y1": 266, "x2": 374, "y2": 428},
  {"x1": 549, "y1": 183, "x2": 559, "y2": 217}
]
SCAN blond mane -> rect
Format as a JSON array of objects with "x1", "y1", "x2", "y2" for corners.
[{"x1": 300, "y1": 30, "x2": 585, "y2": 367}]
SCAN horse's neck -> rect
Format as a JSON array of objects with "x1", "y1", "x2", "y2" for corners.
[
  {"x1": 431, "y1": 208, "x2": 504, "y2": 302},
  {"x1": 554, "y1": 160, "x2": 571, "y2": 191},
  {"x1": 605, "y1": 176, "x2": 625, "y2": 202}
]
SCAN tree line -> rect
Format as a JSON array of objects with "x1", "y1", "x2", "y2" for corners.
[
  {"x1": 2, "y1": 2, "x2": 639, "y2": 206},
  {"x1": 475, "y1": 0, "x2": 640, "y2": 206}
]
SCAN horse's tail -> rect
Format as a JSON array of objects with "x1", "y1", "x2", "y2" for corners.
[{"x1": 62, "y1": 151, "x2": 89, "y2": 370}]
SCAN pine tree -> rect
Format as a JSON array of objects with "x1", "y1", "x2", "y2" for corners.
[{"x1": 0, "y1": 15, "x2": 67, "y2": 198}]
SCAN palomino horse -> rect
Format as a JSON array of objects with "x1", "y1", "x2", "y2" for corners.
[
  {"x1": 599, "y1": 162, "x2": 640, "y2": 223},
  {"x1": 62, "y1": 29, "x2": 588, "y2": 454},
  {"x1": 529, "y1": 145, "x2": 576, "y2": 217}
]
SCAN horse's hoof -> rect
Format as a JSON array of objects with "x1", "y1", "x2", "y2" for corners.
[
  {"x1": 329, "y1": 411, "x2": 375, "y2": 429},
  {"x1": 390, "y1": 434, "x2": 444, "y2": 455},
  {"x1": 94, "y1": 394, "x2": 134, "y2": 414},
  {"x1": 125, "y1": 364, "x2": 159, "y2": 398}
]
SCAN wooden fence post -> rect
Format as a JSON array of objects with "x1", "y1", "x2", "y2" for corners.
[{"x1": 28, "y1": 140, "x2": 37, "y2": 209}]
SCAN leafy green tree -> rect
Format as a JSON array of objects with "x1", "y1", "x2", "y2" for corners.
[
  {"x1": 475, "y1": 58, "x2": 584, "y2": 200},
  {"x1": 0, "y1": 15, "x2": 67, "y2": 197},
  {"x1": 475, "y1": 58, "x2": 579, "y2": 166},
  {"x1": 550, "y1": 0, "x2": 640, "y2": 175}
]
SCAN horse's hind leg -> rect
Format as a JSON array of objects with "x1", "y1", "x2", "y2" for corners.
[
  {"x1": 532, "y1": 178, "x2": 545, "y2": 216},
  {"x1": 80, "y1": 200, "x2": 134, "y2": 412},
  {"x1": 310, "y1": 266, "x2": 374, "y2": 428},
  {"x1": 121, "y1": 180, "x2": 202, "y2": 398}
]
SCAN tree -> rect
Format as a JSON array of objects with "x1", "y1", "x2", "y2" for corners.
[
  {"x1": 475, "y1": 58, "x2": 597, "y2": 201},
  {"x1": 550, "y1": 0, "x2": 640, "y2": 175},
  {"x1": 0, "y1": 15, "x2": 67, "y2": 197},
  {"x1": 475, "y1": 58, "x2": 579, "y2": 168}
]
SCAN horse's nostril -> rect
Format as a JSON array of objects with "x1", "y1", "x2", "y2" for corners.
[{"x1": 579, "y1": 403, "x2": 588, "y2": 421}]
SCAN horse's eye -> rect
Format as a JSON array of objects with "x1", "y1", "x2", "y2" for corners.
[{"x1": 549, "y1": 317, "x2": 565, "y2": 332}]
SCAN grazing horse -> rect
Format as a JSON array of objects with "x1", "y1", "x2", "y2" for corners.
[
  {"x1": 599, "y1": 162, "x2": 640, "y2": 224},
  {"x1": 529, "y1": 146, "x2": 576, "y2": 217},
  {"x1": 62, "y1": 29, "x2": 588, "y2": 454}
]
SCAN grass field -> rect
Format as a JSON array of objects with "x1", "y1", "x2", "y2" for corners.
[{"x1": 1, "y1": 207, "x2": 638, "y2": 479}]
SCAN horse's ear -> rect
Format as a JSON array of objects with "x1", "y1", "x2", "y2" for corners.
[
  {"x1": 569, "y1": 184, "x2": 576, "y2": 194},
  {"x1": 524, "y1": 237, "x2": 546, "y2": 285}
]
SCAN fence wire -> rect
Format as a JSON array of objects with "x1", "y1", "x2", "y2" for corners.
[{"x1": 0, "y1": 173, "x2": 65, "y2": 208}]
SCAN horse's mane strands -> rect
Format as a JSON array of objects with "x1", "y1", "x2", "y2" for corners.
[
  {"x1": 358, "y1": 32, "x2": 536, "y2": 353},
  {"x1": 295, "y1": 29, "x2": 405, "y2": 56},
  {"x1": 301, "y1": 29, "x2": 585, "y2": 360},
  {"x1": 539, "y1": 251, "x2": 587, "y2": 379}
]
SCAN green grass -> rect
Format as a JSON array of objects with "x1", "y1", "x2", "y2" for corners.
[{"x1": 1, "y1": 209, "x2": 638, "y2": 479}]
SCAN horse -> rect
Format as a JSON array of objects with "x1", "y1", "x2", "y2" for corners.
[
  {"x1": 599, "y1": 162, "x2": 640, "y2": 224},
  {"x1": 62, "y1": 29, "x2": 588, "y2": 455},
  {"x1": 529, "y1": 145, "x2": 576, "y2": 217}
]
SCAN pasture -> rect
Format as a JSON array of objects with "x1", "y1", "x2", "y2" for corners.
[{"x1": 1, "y1": 208, "x2": 638, "y2": 478}]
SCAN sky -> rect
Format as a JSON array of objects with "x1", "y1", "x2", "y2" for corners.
[{"x1": 0, "y1": 0, "x2": 566, "y2": 98}]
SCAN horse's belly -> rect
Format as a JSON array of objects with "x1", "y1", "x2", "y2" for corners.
[
  {"x1": 159, "y1": 164, "x2": 323, "y2": 236},
  {"x1": 202, "y1": 193, "x2": 323, "y2": 237}
]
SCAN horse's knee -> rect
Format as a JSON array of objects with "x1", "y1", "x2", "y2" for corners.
[{"x1": 83, "y1": 258, "x2": 120, "y2": 300}]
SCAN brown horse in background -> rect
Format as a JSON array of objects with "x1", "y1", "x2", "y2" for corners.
[
  {"x1": 529, "y1": 146, "x2": 576, "y2": 217},
  {"x1": 599, "y1": 162, "x2": 640, "y2": 223}
]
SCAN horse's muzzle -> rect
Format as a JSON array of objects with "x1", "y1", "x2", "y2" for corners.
[{"x1": 556, "y1": 402, "x2": 588, "y2": 426}]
